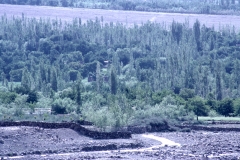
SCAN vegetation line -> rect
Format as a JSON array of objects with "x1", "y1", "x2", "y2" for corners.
[{"x1": 1, "y1": 14, "x2": 240, "y2": 130}]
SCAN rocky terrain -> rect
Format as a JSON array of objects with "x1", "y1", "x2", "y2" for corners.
[{"x1": 1, "y1": 122, "x2": 240, "y2": 160}]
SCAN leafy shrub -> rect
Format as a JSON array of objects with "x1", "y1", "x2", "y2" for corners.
[
  {"x1": 9, "y1": 69, "x2": 23, "y2": 82},
  {"x1": 0, "y1": 104, "x2": 15, "y2": 119},
  {"x1": 58, "y1": 88, "x2": 75, "y2": 100},
  {"x1": 35, "y1": 92, "x2": 52, "y2": 108},
  {"x1": 51, "y1": 98, "x2": 77, "y2": 114},
  {"x1": 0, "y1": 91, "x2": 17, "y2": 104},
  {"x1": 208, "y1": 109, "x2": 219, "y2": 117},
  {"x1": 179, "y1": 88, "x2": 195, "y2": 100},
  {"x1": 218, "y1": 99, "x2": 234, "y2": 116},
  {"x1": 14, "y1": 86, "x2": 38, "y2": 103},
  {"x1": 130, "y1": 96, "x2": 194, "y2": 127},
  {"x1": 151, "y1": 90, "x2": 173, "y2": 105},
  {"x1": 81, "y1": 103, "x2": 115, "y2": 131},
  {"x1": 189, "y1": 97, "x2": 209, "y2": 117},
  {"x1": 82, "y1": 99, "x2": 132, "y2": 131}
]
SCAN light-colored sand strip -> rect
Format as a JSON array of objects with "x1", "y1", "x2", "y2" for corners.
[
  {"x1": 142, "y1": 134, "x2": 181, "y2": 147},
  {"x1": 0, "y1": 126, "x2": 21, "y2": 131}
]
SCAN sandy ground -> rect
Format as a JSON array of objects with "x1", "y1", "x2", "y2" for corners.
[
  {"x1": 0, "y1": 4, "x2": 240, "y2": 30},
  {"x1": 1, "y1": 125, "x2": 240, "y2": 160}
]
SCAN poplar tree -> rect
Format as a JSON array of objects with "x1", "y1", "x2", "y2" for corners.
[
  {"x1": 51, "y1": 68, "x2": 58, "y2": 92},
  {"x1": 39, "y1": 63, "x2": 47, "y2": 82},
  {"x1": 111, "y1": 68, "x2": 117, "y2": 95},
  {"x1": 171, "y1": 21, "x2": 182, "y2": 44},
  {"x1": 233, "y1": 60, "x2": 240, "y2": 90},
  {"x1": 75, "y1": 82, "x2": 82, "y2": 114},
  {"x1": 193, "y1": 20, "x2": 201, "y2": 51},
  {"x1": 216, "y1": 63, "x2": 222, "y2": 100},
  {"x1": 21, "y1": 68, "x2": 30, "y2": 89},
  {"x1": 96, "y1": 61, "x2": 101, "y2": 93}
]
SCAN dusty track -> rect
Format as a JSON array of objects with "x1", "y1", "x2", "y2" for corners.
[{"x1": 1, "y1": 4, "x2": 240, "y2": 30}]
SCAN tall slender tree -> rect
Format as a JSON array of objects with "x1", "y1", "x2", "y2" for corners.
[
  {"x1": 193, "y1": 20, "x2": 201, "y2": 51},
  {"x1": 21, "y1": 68, "x2": 30, "y2": 89},
  {"x1": 75, "y1": 81, "x2": 82, "y2": 114},
  {"x1": 51, "y1": 68, "x2": 58, "y2": 92},
  {"x1": 96, "y1": 61, "x2": 101, "y2": 93},
  {"x1": 111, "y1": 67, "x2": 117, "y2": 95},
  {"x1": 216, "y1": 62, "x2": 222, "y2": 100}
]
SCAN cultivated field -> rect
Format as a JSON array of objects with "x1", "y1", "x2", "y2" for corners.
[{"x1": 1, "y1": 4, "x2": 240, "y2": 30}]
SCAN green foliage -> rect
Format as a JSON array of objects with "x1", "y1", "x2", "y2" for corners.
[
  {"x1": 0, "y1": 91, "x2": 17, "y2": 104},
  {"x1": 189, "y1": 96, "x2": 209, "y2": 118},
  {"x1": 39, "y1": 38, "x2": 52, "y2": 55},
  {"x1": 82, "y1": 104, "x2": 114, "y2": 131},
  {"x1": 216, "y1": 67, "x2": 223, "y2": 101},
  {"x1": 193, "y1": 20, "x2": 201, "y2": 51},
  {"x1": 51, "y1": 98, "x2": 77, "y2": 114},
  {"x1": 208, "y1": 109, "x2": 219, "y2": 117},
  {"x1": 110, "y1": 68, "x2": 117, "y2": 95},
  {"x1": 75, "y1": 82, "x2": 82, "y2": 113},
  {"x1": 27, "y1": 90, "x2": 38, "y2": 103},
  {"x1": 151, "y1": 90, "x2": 173, "y2": 105},
  {"x1": 218, "y1": 98, "x2": 234, "y2": 116},
  {"x1": 14, "y1": 86, "x2": 38, "y2": 103},
  {"x1": 1, "y1": 12, "x2": 240, "y2": 126},
  {"x1": 21, "y1": 68, "x2": 30, "y2": 89},
  {"x1": 69, "y1": 70, "x2": 79, "y2": 82},
  {"x1": 179, "y1": 88, "x2": 195, "y2": 100},
  {"x1": 59, "y1": 88, "x2": 75, "y2": 100},
  {"x1": 233, "y1": 98, "x2": 240, "y2": 116},
  {"x1": 124, "y1": 87, "x2": 136, "y2": 100},
  {"x1": 82, "y1": 61, "x2": 97, "y2": 78},
  {"x1": 9, "y1": 69, "x2": 23, "y2": 82},
  {"x1": 171, "y1": 21, "x2": 182, "y2": 44},
  {"x1": 131, "y1": 96, "x2": 194, "y2": 126},
  {"x1": 51, "y1": 68, "x2": 58, "y2": 92},
  {"x1": 138, "y1": 58, "x2": 155, "y2": 70},
  {"x1": 206, "y1": 93, "x2": 218, "y2": 110}
]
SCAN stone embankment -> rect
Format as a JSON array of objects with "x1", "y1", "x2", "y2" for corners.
[{"x1": 0, "y1": 121, "x2": 131, "y2": 139}]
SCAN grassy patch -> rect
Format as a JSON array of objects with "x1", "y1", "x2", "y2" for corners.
[{"x1": 198, "y1": 116, "x2": 240, "y2": 121}]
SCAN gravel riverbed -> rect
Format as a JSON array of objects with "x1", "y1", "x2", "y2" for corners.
[{"x1": 1, "y1": 125, "x2": 240, "y2": 159}]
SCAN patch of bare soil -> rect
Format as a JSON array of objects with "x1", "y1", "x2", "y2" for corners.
[{"x1": 1, "y1": 124, "x2": 240, "y2": 159}]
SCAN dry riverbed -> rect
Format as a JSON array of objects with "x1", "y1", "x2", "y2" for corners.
[{"x1": 1, "y1": 125, "x2": 240, "y2": 160}]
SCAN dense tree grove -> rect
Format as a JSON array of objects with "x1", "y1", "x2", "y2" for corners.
[
  {"x1": 1, "y1": 14, "x2": 240, "y2": 128},
  {"x1": 1, "y1": 0, "x2": 240, "y2": 15}
]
